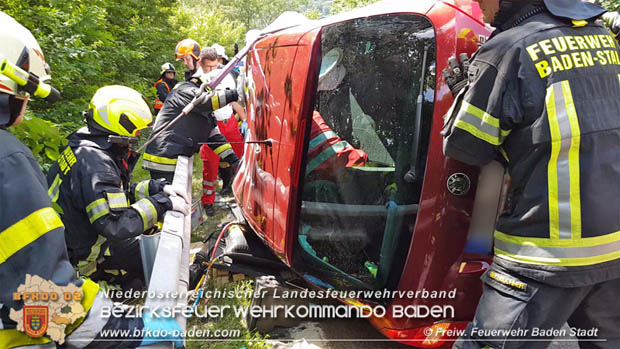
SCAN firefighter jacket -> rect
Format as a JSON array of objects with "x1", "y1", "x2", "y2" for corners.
[
  {"x1": 443, "y1": 11, "x2": 620, "y2": 286},
  {"x1": 153, "y1": 77, "x2": 177, "y2": 112},
  {"x1": 47, "y1": 128, "x2": 172, "y2": 277},
  {"x1": 306, "y1": 111, "x2": 367, "y2": 177},
  {"x1": 143, "y1": 78, "x2": 239, "y2": 175},
  {"x1": 0, "y1": 129, "x2": 145, "y2": 348}
]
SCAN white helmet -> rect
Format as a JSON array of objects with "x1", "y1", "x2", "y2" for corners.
[
  {"x1": 318, "y1": 48, "x2": 346, "y2": 92},
  {"x1": 0, "y1": 11, "x2": 51, "y2": 97},
  {"x1": 211, "y1": 44, "x2": 229, "y2": 62},
  {"x1": 0, "y1": 11, "x2": 55, "y2": 126}
]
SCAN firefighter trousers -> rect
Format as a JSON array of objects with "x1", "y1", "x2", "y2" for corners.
[
  {"x1": 200, "y1": 116, "x2": 244, "y2": 205},
  {"x1": 454, "y1": 264, "x2": 620, "y2": 349},
  {"x1": 88, "y1": 238, "x2": 146, "y2": 294}
]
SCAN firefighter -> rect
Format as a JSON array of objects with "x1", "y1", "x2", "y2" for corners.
[
  {"x1": 47, "y1": 85, "x2": 190, "y2": 291},
  {"x1": 602, "y1": 10, "x2": 620, "y2": 40},
  {"x1": 142, "y1": 71, "x2": 240, "y2": 184},
  {"x1": 198, "y1": 48, "x2": 245, "y2": 213},
  {"x1": 175, "y1": 38, "x2": 202, "y2": 81},
  {"x1": 153, "y1": 62, "x2": 177, "y2": 115},
  {"x1": 212, "y1": 43, "x2": 230, "y2": 65},
  {"x1": 0, "y1": 12, "x2": 181, "y2": 347},
  {"x1": 212, "y1": 43, "x2": 240, "y2": 81},
  {"x1": 442, "y1": 0, "x2": 620, "y2": 347},
  {"x1": 309, "y1": 47, "x2": 367, "y2": 178}
]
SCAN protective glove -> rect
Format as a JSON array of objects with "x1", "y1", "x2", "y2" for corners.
[
  {"x1": 240, "y1": 121, "x2": 248, "y2": 137},
  {"x1": 602, "y1": 12, "x2": 620, "y2": 40},
  {"x1": 150, "y1": 179, "x2": 169, "y2": 193},
  {"x1": 442, "y1": 53, "x2": 470, "y2": 97},
  {"x1": 140, "y1": 311, "x2": 183, "y2": 347},
  {"x1": 169, "y1": 195, "x2": 191, "y2": 216},
  {"x1": 163, "y1": 184, "x2": 190, "y2": 204}
]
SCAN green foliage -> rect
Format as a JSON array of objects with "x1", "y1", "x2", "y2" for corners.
[
  {"x1": 601, "y1": 0, "x2": 620, "y2": 11},
  {"x1": 175, "y1": 0, "x2": 317, "y2": 58},
  {"x1": 1, "y1": 0, "x2": 182, "y2": 127},
  {"x1": 10, "y1": 114, "x2": 68, "y2": 172},
  {"x1": 172, "y1": 2, "x2": 246, "y2": 56},
  {"x1": 330, "y1": 0, "x2": 380, "y2": 14},
  {"x1": 185, "y1": 0, "x2": 312, "y2": 31}
]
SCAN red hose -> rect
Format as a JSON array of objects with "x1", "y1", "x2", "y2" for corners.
[{"x1": 210, "y1": 222, "x2": 236, "y2": 259}]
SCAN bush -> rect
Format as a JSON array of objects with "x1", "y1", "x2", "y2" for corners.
[{"x1": 10, "y1": 113, "x2": 68, "y2": 172}]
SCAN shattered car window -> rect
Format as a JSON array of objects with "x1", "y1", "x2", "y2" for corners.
[{"x1": 296, "y1": 14, "x2": 436, "y2": 290}]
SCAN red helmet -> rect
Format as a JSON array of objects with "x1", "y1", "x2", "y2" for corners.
[{"x1": 175, "y1": 39, "x2": 201, "y2": 60}]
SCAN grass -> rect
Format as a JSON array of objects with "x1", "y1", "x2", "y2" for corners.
[
  {"x1": 185, "y1": 281, "x2": 271, "y2": 349},
  {"x1": 131, "y1": 153, "x2": 272, "y2": 348}
]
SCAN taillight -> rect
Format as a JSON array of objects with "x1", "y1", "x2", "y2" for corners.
[{"x1": 383, "y1": 321, "x2": 469, "y2": 348}]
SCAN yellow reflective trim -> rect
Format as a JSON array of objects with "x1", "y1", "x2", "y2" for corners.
[
  {"x1": 143, "y1": 153, "x2": 178, "y2": 165},
  {"x1": 86, "y1": 198, "x2": 110, "y2": 223},
  {"x1": 106, "y1": 192, "x2": 129, "y2": 209},
  {"x1": 104, "y1": 269, "x2": 121, "y2": 276},
  {"x1": 454, "y1": 121, "x2": 502, "y2": 145},
  {"x1": 0, "y1": 207, "x2": 63, "y2": 264},
  {"x1": 499, "y1": 147, "x2": 509, "y2": 163},
  {"x1": 48, "y1": 174, "x2": 62, "y2": 201},
  {"x1": 131, "y1": 198, "x2": 158, "y2": 230},
  {"x1": 77, "y1": 235, "x2": 107, "y2": 277},
  {"x1": 86, "y1": 198, "x2": 107, "y2": 211},
  {"x1": 0, "y1": 329, "x2": 52, "y2": 347},
  {"x1": 462, "y1": 101, "x2": 500, "y2": 127},
  {"x1": 135, "y1": 180, "x2": 150, "y2": 200},
  {"x1": 495, "y1": 230, "x2": 620, "y2": 248},
  {"x1": 561, "y1": 81, "x2": 582, "y2": 239},
  {"x1": 213, "y1": 143, "x2": 232, "y2": 155},
  {"x1": 495, "y1": 248, "x2": 620, "y2": 267},
  {"x1": 546, "y1": 85, "x2": 561, "y2": 239},
  {"x1": 211, "y1": 95, "x2": 220, "y2": 110}
]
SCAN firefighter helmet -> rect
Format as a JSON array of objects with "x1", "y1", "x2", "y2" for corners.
[
  {"x1": 175, "y1": 39, "x2": 201, "y2": 60},
  {"x1": 160, "y1": 62, "x2": 176, "y2": 75},
  {"x1": 212, "y1": 43, "x2": 229, "y2": 63},
  {"x1": 0, "y1": 11, "x2": 55, "y2": 125},
  {"x1": 86, "y1": 85, "x2": 152, "y2": 137},
  {"x1": 318, "y1": 48, "x2": 346, "y2": 92}
]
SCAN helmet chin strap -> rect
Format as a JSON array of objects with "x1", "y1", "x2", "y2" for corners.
[
  {"x1": 0, "y1": 94, "x2": 10, "y2": 127},
  {"x1": 0, "y1": 94, "x2": 23, "y2": 127}
]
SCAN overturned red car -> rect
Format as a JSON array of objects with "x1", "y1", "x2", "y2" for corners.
[{"x1": 226, "y1": 0, "x2": 500, "y2": 346}]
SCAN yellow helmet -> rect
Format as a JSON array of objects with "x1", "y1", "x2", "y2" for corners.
[
  {"x1": 87, "y1": 85, "x2": 152, "y2": 137},
  {"x1": 175, "y1": 39, "x2": 201, "y2": 60}
]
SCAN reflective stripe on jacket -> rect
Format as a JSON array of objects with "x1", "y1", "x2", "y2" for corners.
[
  {"x1": 443, "y1": 11, "x2": 620, "y2": 284},
  {"x1": 0, "y1": 130, "x2": 107, "y2": 345},
  {"x1": 46, "y1": 128, "x2": 168, "y2": 276},
  {"x1": 144, "y1": 79, "x2": 238, "y2": 174}
]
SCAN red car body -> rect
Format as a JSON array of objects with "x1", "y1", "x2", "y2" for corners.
[{"x1": 233, "y1": 1, "x2": 496, "y2": 346}]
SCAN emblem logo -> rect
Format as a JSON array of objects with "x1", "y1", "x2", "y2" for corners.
[
  {"x1": 23, "y1": 306, "x2": 48, "y2": 337},
  {"x1": 447, "y1": 173, "x2": 471, "y2": 196}
]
